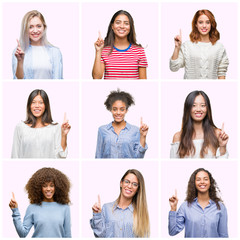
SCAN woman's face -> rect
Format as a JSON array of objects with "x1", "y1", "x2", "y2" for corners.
[
  {"x1": 28, "y1": 16, "x2": 44, "y2": 46},
  {"x1": 190, "y1": 94, "x2": 207, "y2": 122},
  {"x1": 112, "y1": 14, "x2": 130, "y2": 39},
  {"x1": 31, "y1": 94, "x2": 45, "y2": 119},
  {"x1": 196, "y1": 14, "x2": 211, "y2": 37},
  {"x1": 42, "y1": 181, "x2": 55, "y2": 202},
  {"x1": 195, "y1": 171, "x2": 210, "y2": 194},
  {"x1": 111, "y1": 100, "x2": 127, "y2": 123},
  {"x1": 120, "y1": 173, "x2": 139, "y2": 200}
]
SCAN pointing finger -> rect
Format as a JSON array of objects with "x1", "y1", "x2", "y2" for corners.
[
  {"x1": 140, "y1": 117, "x2": 143, "y2": 127},
  {"x1": 180, "y1": 29, "x2": 182, "y2": 39},
  {"x1": 16, "y1": 39, "x2": 20, "y2": 47},
  {"x1": 98, "y1": 194, "x2": 101, "y2": 206},
  {"x1": 63, "y1": 112, "x2": 67, "y2": 123},
  {"x1": 12, "y1": 192, "x2": 16, "y2": 201},
  {"x1": 98, "y1": 31, "x2": 102, "y2": 40},
  {"x1": 175, "y1": 189, "x2": 177, "y2": 198},
  {"x1": 221, "y1": 122, "x2": 224, "y2": 132}
]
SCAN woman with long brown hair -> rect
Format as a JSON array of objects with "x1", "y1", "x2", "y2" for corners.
[
  {"x1": 92, "y1": 10, "x2": 148, "y2": 79},
  {"x1": 90, "y1": 169, "x2": 150, "y2": 237},
  {"x1": 168, "y1": 168, "x2": 228, "y2": 237},
  {"x1": 170, "y1": 90, "x2": 228, "y2": 158},
  {"x1": 11, "y1": 89, "x2": 71, "y2": 158},
  {"x1": 170, "y1": 9, "x2": 229, "y2": 79}
]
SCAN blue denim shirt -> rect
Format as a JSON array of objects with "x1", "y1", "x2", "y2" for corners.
[
  {"x1": 90, "y1": 201, "x2": 134, "y2": 238},
  {"x1": 12, "y1": 45, "x2": 63, "y2": 79},
  {"x1": 95, "y1": 122, "x2": 148, "y2": 158},
  {"x1": 168, "y1": 198, "x2": 228, "y2": 237}
]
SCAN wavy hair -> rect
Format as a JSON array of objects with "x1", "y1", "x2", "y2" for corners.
[
  {"x1": 186, "y1": 168, "x2": 223, "y2": 209},
  {"x1": 104, "y1": 89, "x2": 135, "y2": 111},
  {"x1": 24, "y1": 89, "x2": 55, "y2": 128},
  {"x1": 104, "y1": 10, "x2": 142, "y2": 54},
  {"x1": 25, "y1": 167, "x2": 71, "y2": 205},
  {"x1": 19, "y1": 10, "x2": 50, "y2": 51},
  {"x1": 116, "y1": 169, "x2": 150, "y2": 237},
  {"x1": 178, "y1": 90, "x2": 219, "y2": 158},
  {"x1": 190, "y1": 9, "x2": 220, "y2": 44}
]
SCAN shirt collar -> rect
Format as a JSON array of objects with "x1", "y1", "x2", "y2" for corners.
[
  {"x1": 107, "y1": 122, "x2": 130, "y2": 130},
  {"x1": 194, "y1": 197, "x2": 213, "y2": 205},
  {"x1": 114, "y1": 202, "x2": 134, "y2": 213}
]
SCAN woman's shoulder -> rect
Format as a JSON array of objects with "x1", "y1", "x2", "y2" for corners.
[{"x1": 172, "y1": 131, "x2": 181, "y2": 143}]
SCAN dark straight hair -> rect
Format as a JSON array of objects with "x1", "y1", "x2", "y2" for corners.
[{"x1": 24, "y1": 89, "x2": 54, "y2": 128}]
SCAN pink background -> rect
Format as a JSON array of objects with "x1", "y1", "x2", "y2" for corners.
[
  {"x1": 161, "y1": 81, "x2": 238, "y2": 158},
  {"x1": 81, "y1": 2, "x2": 159, "y2": 79},
  {"x1": 2, "y1": 2, "x2": 79, "y2": 79},
  {"x1": 161, "y1": 2, "x2": 238, "y2": 79},
  {"x1": 2, "y1": 161, "x2": 80, "y2": 237},
  {"x1": 2, "y1": 81, "x2": 80, "y2": 158},
  {"x1": 161, "y1": 160, "x2": 238, "y2": 237},
  {"x1": 81, "y1": 81, "x2": 159, "y2": 158},
  {"x1": 81, "y1": 160, "x2": 159, "y2": 237}
]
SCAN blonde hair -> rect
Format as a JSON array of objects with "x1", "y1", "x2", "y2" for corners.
[
  {"x1": 117, "y1": 169, "x2": 150, "y2": 237},
  {"x1": 19, "y1": 10, "x2": 49, "y2": 51}
]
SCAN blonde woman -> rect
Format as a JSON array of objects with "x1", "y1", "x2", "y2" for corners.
[
  {"x1": 90, "y1": 169, "x2": 150, "y2": 237},
  {"x1": 12, "y1": 10, "x2": 63, "y2": 79}
]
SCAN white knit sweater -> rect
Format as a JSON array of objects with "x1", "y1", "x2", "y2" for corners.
[{"x1": 170, "y1": 41, "x2": 229, "y2": 79}]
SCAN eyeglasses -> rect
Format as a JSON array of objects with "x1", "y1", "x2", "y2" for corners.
[{"x1": 123, "y1": 179, "x2": 139, "y2": 188}]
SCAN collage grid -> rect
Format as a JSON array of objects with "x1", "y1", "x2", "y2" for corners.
[{"x1": 0, "y1": 0, "x2": 239, "y2": 239}]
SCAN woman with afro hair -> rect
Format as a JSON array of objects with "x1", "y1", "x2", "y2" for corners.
[
  {"x1": 170, "y1": 9, "x2": 229, "y2": 79},
  {"x1": 9, "y1": 167, "x2": 71, "y2": 238},
  {"x1": 168, "y1": 168, "x2": 228, "y2": 237},
  {"x1": 95, "y1": 89, "x2": 149, "y2": 158}
]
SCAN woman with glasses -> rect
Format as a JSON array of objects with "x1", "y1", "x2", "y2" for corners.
[{"x1": 90, "y1": 169, "x2": 150, "y2": 237}]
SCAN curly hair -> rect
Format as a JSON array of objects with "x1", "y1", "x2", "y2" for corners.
[
  {"x1": 25, "y1": 167, "x2": 71, "y2": 205},
  {"x1": 186, "y1": 168, "x2": 223, "y2": 209},
  {"x1": 190, "y1": 9, "x2": 220, "y2": 45},
  {"x1": 104, "y1": 89, "x2": 135, "y2": 111}
]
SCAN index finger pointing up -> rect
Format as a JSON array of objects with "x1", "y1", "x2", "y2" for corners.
[
  {"x1": 180, "y1": 29, "x2": 182, "y2": 38},
  {"x1": 221, "y1": 122, "x2": 224, "y2": 132},
  {"x1": 98, "y1": 194, "x2": 101, "y2": 206},
  {"x1": 140, "y1": 117, "x2": 143, "y2": 126},
  {"x1": 98, "y1": 31, "x2": 102, "y2": 40},
  {"x1": 175, "y1": 189, "x2": 177, "y2": 197},
  {"x1": 16, "y1": 39, "x2": 20, "y2": 47},
  {"x1": 63, "y1": 112, "x2": 67, "y2": 123},
  {"x1": 12, "y1": 192, "x2": 16, "y2": 200}
]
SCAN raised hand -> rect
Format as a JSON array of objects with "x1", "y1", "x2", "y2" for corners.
[
  {"x1": 174, "y1": 29, "x2": 182, "y2": 49},
  {"x1": 140, "y1": 117, "x2": 149, "y2": 137},
  {"x1": 92, "y1": 195, "x2": 102, "y2": 213},
  {"x1": 94, "y1": 31, "x2": 104, "y2": 52},
  {"x1": 15, "y1": 39, "x2": 25, "y2": 61},
  {"x1": 9, "y1": 192, "x2": 18, "y2": 209},
  {"x1": 61, "y1": 112, "x2": 71, "y2": 136},
  {"x1": 218, "y1": 123, "x2": 229, "y2": 147},
  {"x1": 169, "y1": 189, "x2": 178, "y2": 211}
]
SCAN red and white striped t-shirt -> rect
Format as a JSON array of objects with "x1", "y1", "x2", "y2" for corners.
[{"x1": 101, "y1": 44, "x2": 148, "y2": 79}]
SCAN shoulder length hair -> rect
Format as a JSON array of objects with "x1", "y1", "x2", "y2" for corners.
[
  {"x1": 25, "y1": 167, "x2": 71, "y2": 205},
  {"x1": 19, "y1": 10, "x2": 50, "y2": 51},
  {"x1": 24, "y1": 89, "x2": 54, "y2": 128},
  {"x1": 178, "y1": 90, "x2": 219, "y2": 158},
  {"x1": 190, "y1": 9, "x2": 220, "y2": 45},
  {"x1": 186, "y1": 168, "x2": 223, "y2": 209},
  {"x1": 104, "y1": 10, "x2": 142, "y2": 54},
  {"x1": 116, "y1": 169, "x2": 150, "y2": 237}
]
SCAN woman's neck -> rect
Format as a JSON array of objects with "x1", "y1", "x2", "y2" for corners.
[
  {"x1": 199, "y1": 34, "x2": 210, "y2": 43},
  {"x1": 112, "y1": 121, "x2": 126, "y2": 135},
  {"x1": 193, "y1": 121, "x2": 204, "y2": 139},
  {"x1": 114, "y1": 37, "x2": 130, "y2": 49},
  {"x1": 197, "y1": 192, "x2": 210, "y2": 209},
  {"x1": 35, "y1": 118, "x2": 45, "y2": 128},
  {"x1": 118, "y1": 195, "x2": 132, "y2": 209}
]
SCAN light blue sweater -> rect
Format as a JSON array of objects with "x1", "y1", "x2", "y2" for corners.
[{"x1": 11, "y1": 202, "x2": 71, "y2": 238}]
